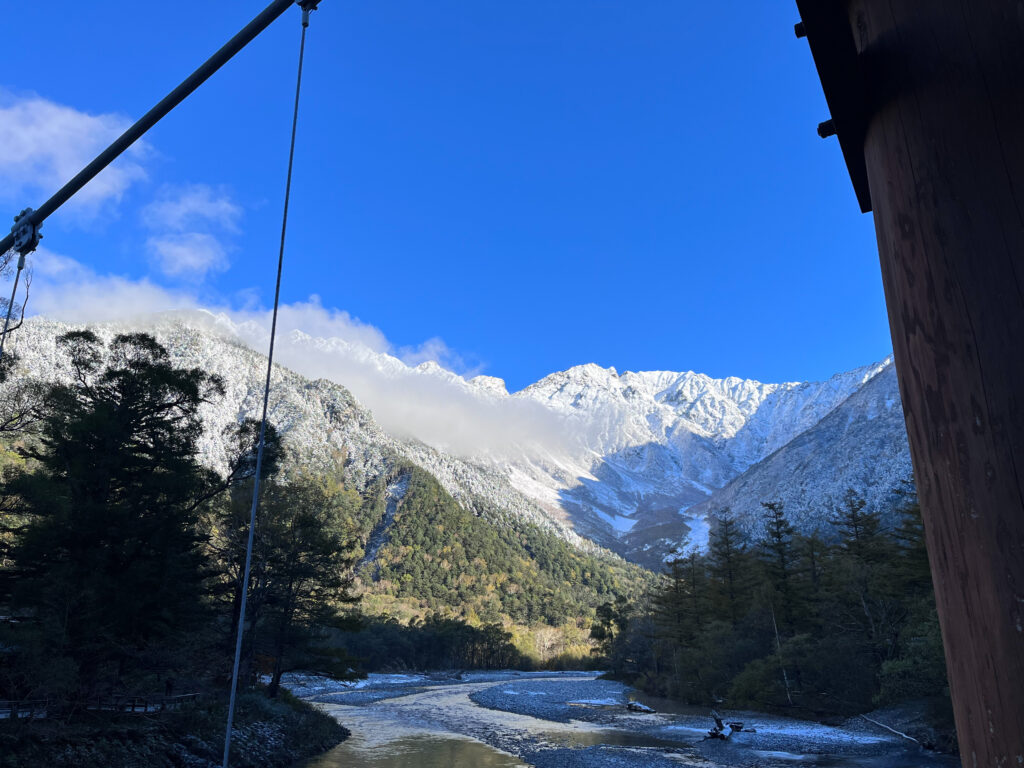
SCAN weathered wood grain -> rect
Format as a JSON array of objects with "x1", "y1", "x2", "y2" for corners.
[{"x1": 846, "y1": 1, "x2": 1024, "y2": 764}]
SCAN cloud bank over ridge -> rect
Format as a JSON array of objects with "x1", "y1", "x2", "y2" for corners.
[{"x1": 28, "y1": 249, "x2": 576, "y2": 459}]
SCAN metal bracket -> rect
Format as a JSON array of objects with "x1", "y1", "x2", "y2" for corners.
[
  {"x1": 795, "y1": 0, "x2": 872, "y2": 213},
  {"x1": 10, "y1": 209, "x2": 41, "y2": 257}
]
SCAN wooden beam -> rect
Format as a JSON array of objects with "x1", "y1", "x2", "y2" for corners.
[{"x1": 796, "y1": 2, "x2": 1024, "y2": 765}]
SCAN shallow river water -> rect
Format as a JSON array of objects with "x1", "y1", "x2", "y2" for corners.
[{"x1": 294, "y1": 672, "x2": 959, "y2": 768}]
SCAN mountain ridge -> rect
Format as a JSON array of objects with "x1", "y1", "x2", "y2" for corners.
[{"x1": 6, "y1": 313, "x2": 913, "y2": 566}]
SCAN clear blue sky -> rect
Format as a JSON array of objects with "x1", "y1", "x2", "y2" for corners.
[{"x1": 1, "y1": 1, "x2": 888, "y2": 391}]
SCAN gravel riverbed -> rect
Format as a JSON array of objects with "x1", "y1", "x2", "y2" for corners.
[{"x1": 289, "y1": 671, "x2": 959, "y2": 768}]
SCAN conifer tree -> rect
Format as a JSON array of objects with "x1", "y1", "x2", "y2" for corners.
[
  {"x1": 706, "y1": 510, "x2": 752, "y2": 625},
  {"x1": 650, "y1": 559, "x2": 693, "y2": 645},
  {"x1": 2, "y1": 331, "x2": 224, "y2": 698},
  {"x1": 258, "y1": 474, "x2": 362, "y2": 697},
  {"x1": 758, "y1": 500, "x2": 798, "y2": 630},
  {"x1": 829, "y1": 490, "x2": 900, "y2": 669}
]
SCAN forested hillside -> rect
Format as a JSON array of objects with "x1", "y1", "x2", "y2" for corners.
[
  {"x1": 0, "y1": 328, "x2": 647, "y2": 713},
  {"x1": 595, "y1": 495, "x2": 954, "y2": 747}
]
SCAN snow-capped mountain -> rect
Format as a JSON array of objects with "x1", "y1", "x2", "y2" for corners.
[
  {"x1": 664, "y1": 363, "x2": 913, "y2": 556},
  {"x1": 504, "y1": 358, "x2": 910, "y2": 565},
  {"x1": 6, "y1": 316, "x2": 593, "y2": 553},
  {"x1": 5, "y1": 314, "x2": 914, "y2": 566}
]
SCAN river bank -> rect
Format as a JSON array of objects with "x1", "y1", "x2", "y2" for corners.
[
  {"x1": 0, "y1": 690, "x2": 347, "y2": 768},
  {"x1": 292, "y1": 671, "x2": 959, "y2": 768}
]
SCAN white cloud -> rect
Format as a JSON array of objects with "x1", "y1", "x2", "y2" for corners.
[
  {"x1": 146, "y1": 233, "x2": 230, "y2": 279},
  {"x1": 31, "y1": 248, "x2": 197, "y2": 323},
  {"x1": 0, "y1": 90, "x2": 147, "y2": 219},
  {"x1": 141, "y1": 184, "x2": 241, "y2": 280},
  {"x1": 25, "y1": 252, "x2": 576, "y2": 459},
  {"x1": 141, "y1": 184, "x2": 242, "y2": 233},
  {"x1": 398, "y1": 336, "x2": 482, "y2": 376},
  {"x1": 228, "y1": 296, "x2": 394, "y2": 354},
  {"x1": 222, "y1": 312, "x2": 573, "y2": 458}
]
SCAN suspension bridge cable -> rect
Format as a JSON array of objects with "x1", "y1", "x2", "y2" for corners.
[
  {"x1": 0, "y1": 254, "x2": 25, "y2": 362},
  {"x1": 221, "y1": 6, "x2": 313, "y2": 766}
]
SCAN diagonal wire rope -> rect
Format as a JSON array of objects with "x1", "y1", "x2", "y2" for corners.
[
  {"x1": 222, "y1": 7, "x2": 312, "y2": 767},
  {"x1": 0, "y1": 254, "x2": 26, "y2": 362}
]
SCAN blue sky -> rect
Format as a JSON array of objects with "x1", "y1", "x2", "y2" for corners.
[{"x1": 0, "y1": 1, "x2": 888, "y2": 391}]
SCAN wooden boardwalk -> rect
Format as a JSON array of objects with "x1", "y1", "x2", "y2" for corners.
[{"x1": 0, "y1": 693, "x2": 201, "y2": 720}]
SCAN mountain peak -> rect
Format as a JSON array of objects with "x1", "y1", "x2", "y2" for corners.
[{"x1": 469, "y1": 375, "x2": 509, "y2": 397}]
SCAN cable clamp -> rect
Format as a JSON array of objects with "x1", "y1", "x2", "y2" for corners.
[
  {"x1": 297, "y1": 0, "x2": 318, "y2": 27},
  {"x1": 10, "y1": 209, "x2": 41, "y2": 258}
]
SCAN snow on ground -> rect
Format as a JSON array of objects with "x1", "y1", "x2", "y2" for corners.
[
  {"x1": 755, "y1": 721, "x2": 888, "y2": 745},
  {"x1": 569, "y1": 698, "x2": 622, "y2": 706},
  {"x1": 279, "y1": 671, "x2": 432, "y2": 696},
  {"x1": 596, "y1": 508, "x2": 639, "y2": 534},
  {"x1": 666, "y1": 512, "x2": 710, "y2": 559}
]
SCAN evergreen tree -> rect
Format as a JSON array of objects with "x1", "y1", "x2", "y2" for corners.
[
  {"x1": 758, "y1": 500, "x2": 799, "y2": 630},
  {"x1": 1, "y1": 331, "x2": 224, "y2": 699},
  {"x1": 833, "y1": 489, "x2": 887, "y2": 563},
  {"x1": 258, "y1": 474, "x2": 361, "y2": 697},
  {"x1": 706, "y1": 510, "x2": 752, "y2": 625},
  {"x1": 878, "y1": 501, "x2": 950, "y2": 715},
  {"x1": 829, "y1": 490, "x2": 900, "y2": 663},
  {"x1": 649, "y1": 559, "x2": 692, "y2": 645},
  {"x1": 203, "y1": 419, "x2": 283, "y2": 679}
]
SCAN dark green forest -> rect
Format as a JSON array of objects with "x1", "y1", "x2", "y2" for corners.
[
  {"x1": 0, "y1": 331, "x2": 367, "y2": 706},
  {"x1": 0, "y1": 330, "x2": 640, "y2": 716},
  {"x1": 593, "y1": 495, "x2": 954, "y2": 742},
  {"x1": 362, "y1": 467, "x2": 646, "y2": 628}
]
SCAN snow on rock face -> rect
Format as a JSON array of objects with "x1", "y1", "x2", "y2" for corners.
[
  {"x1": 7, "y1": 317, "x2": 592, "y2": 555},
  {"x1": 666, "y1": 364, "x2": 914, "y2": 558},
  {"x1": 7, "y1": 315, "x2": 913, "y2": 565},
  {"x1": 504, "y1": 356, "x2": 908, "y2": 563},
  {"x1": 469, "y1": 375, "x2": 509, "y2": 398}
]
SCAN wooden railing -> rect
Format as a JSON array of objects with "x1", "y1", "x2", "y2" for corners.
[
  {"x1": 87, "y1": 693, "x2": 201, "y2": 713},
  {"x1": 0, "y1": 693, "x2": 201, "y2": 719},
  {"x1": 0, "y1": 699, "x2": 48, "y2": 719}
]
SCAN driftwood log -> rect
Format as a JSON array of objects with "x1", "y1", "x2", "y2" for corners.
[{"x1": 703, "y1": 710, "x2": 756, "y2": 740}]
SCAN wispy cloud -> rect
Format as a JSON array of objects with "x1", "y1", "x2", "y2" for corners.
[
  {"x1": 146, "y1": 233, "x2": 230, "y2": 278},
  {"x1": 0, "y1": 90, "x2": 240, "y2": 281},
  {"x1": 398, "y1": 336, "x2": 483, "y2": 377},
  {"x1": 0, "y1": 90, "x2": 147, "y2": 219},
  {"x1": 141, "y1": 184, "x2": 242, "y2": 280},
  {"x1": 141, "y1": 184, "x2": 242, "y2": 233}
]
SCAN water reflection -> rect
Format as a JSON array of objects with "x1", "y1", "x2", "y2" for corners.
[
  {"x1": 539, "y1": 728, "x2": 691, "y2": 750},
  {"x1": 305, "y1": 735, "x2": 528, "y2": 768}
]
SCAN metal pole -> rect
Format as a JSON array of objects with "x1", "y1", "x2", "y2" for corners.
[{"x1": 0, "y1": 0, "x2": 299, "y2": 256}]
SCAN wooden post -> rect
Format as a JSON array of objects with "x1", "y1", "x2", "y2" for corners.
[{"x1": 796, "y1": 2, "x2": 1024, "y2": 765}]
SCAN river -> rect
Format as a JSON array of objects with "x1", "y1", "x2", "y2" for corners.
[{"x1": 293, "y1": 672, "x2": 958, "y2": 768}]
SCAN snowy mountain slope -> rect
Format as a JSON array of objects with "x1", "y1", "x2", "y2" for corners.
[
  {"x1": 6, "y1": 314, "x2": 914, "y2": 565},
  {"x1": 501, "y1": 359, "x2": 901, "y2": 561},
  {"x1": 666, "y1": 363, "x2": 913, "y2": 555},
  {"x1": 6, "y1": 317, "x2": 591, "y2": 552}
]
